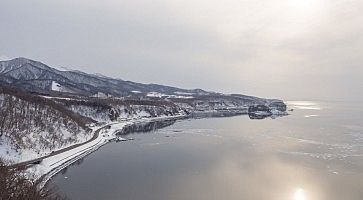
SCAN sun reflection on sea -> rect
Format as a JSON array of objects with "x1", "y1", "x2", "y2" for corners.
[{"x1": 293, "y1": 188, "x2": 306, "y2": 200}]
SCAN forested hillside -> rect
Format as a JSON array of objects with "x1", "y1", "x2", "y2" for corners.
[{"x1": 0, "y1": 86, "x2": 93, "y2": 163}]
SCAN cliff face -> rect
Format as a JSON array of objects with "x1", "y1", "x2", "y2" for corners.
[{"x1": 56, "y1": 98, "x2": 188, "y2": 122}]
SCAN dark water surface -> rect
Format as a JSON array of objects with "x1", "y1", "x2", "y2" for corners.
[{"x1": 51, "y1": 101, "x2": 363, "y2": 200}]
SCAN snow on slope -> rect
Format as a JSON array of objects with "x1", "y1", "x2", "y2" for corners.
[
  {"x1": 0, "y1": 57, "x2": 215, "y2": 97},
  {"x1": 0, "y1": 90, "x2": 93, "y2": 163},
  {"x1": 51, "y1": 81, "x2": 62, "y2": 91},
  {"x1": 0, "y1": 128, "x2": 92, "y2": 163}
]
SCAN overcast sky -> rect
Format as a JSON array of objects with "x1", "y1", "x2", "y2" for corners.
[{"x1": 1, "y1": 0, "x2": 362, "y2": 100}]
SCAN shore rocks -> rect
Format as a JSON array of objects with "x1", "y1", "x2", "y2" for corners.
[
  {"x1": 268, "y1": 101, "x2": 287, "y2": 112},
  {"x1": 248, "y1": 101, "x2": 287, "y2": 119}
]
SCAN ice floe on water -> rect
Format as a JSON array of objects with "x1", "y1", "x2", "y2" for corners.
[
  {"x1": 158, "y1": 128, "x2": 224, "y2": 139},
  {"x1": 279, "y1": 151, "x2": 363, "y2": 161},
  {"x1": 143, "y1": 142, "x2": 169, "y2": 146},
  {"x1": 342, "y1": 124, "x2": 363, "y2": 131},
  {"x1": 287, "y1": 101, "x2": 322, "y2": 110},
  {"x1": 183, "y1": 129, "x2": 224, "y2": 138},
  {"x1": 304, "y1": 114, "x2": 319, "y2": 118}
]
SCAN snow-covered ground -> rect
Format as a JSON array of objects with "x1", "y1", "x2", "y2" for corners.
[{"x1": 0, "y1": 128, "x2": 92, "y2": 163}]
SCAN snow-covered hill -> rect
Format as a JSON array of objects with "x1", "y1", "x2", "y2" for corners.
[
  {"x1": 0, "y1": 57, "x2": 214, "y2": 98},
  {"x1": 0, "y1": 86, "x2": 93, "y2": 163}
]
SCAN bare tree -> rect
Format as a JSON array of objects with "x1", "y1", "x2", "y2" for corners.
[{"x1": 0, "y1": 158, "x2": 68, "y2": 200}]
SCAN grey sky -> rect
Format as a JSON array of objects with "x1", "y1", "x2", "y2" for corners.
[{"x1": 1, "y1": 0, "x2": 362, "y2": 100}]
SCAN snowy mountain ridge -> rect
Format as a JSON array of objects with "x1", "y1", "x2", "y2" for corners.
[{"x1": 0, "y1": 57, "x2": 214, "y2": 98}]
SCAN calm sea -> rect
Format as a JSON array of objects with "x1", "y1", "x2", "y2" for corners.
[{"x1": 51, "y1": 101, "x2": 363, "y2": 200}]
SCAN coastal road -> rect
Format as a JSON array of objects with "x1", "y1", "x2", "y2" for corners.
[
  {"x1": 10, "y1": 116, "x2": 185, "y2": 169},
  {"x1": 10, "y1": 124, "x2": 110, "y2": 169}
]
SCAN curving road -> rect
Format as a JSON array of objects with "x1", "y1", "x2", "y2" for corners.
[{"x1": 10, "y1": 124, "x2": 110, "y2": 169}]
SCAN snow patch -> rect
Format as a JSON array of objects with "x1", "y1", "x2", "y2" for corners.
[
  {"x1": 147, "y1": 92, "x2": 164, "y2": 97},
  {"x1": 174, "y1": 91, "x2": 194, "y2": 95},
  {"x1": 51, "y1": 81, "x2": 62, "y2": 91},
  {"x1": 131, "y1": 90, "x2": 142, "y2": 93}
]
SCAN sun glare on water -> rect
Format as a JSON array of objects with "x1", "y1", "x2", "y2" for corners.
[{"x1": 293, "y1": 188, "x2": 306, "y2": 200}]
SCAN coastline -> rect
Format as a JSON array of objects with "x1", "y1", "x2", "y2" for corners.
[
  {"x1": 7, "y1": 105, "x2": 285, "y2": 188},
  {"x1": 28, "y1": 114, "x2": 188, "y2": 188},
  {"x1": 7, "y1": 105, "x2": 286, "y2": 188}
]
